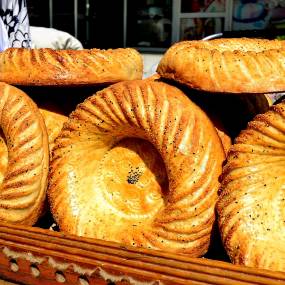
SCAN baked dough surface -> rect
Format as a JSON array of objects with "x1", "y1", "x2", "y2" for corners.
[
  {"x1": 157, "y1": 38, "x2": 285, "y2": 93},
  {"x1": 217, "y1": 102, "x2": 285, "y2": 271},
  {"x1": 0, "y1": 48, "x2": 143, "y2": 86},
  {"x1": 48, "y1": 80, "x2": 225, "y2": 255},
  {"x1": 39, "y1": 108, "x2": 68, "y2": 154},
  {"x1": 0, "y1": 83, "x2": 49, "y2": 225}
]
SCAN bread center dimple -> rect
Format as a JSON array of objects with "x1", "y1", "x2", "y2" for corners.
[{"x1": 100, "y1": 138, "x2": 168, "y2": 216}]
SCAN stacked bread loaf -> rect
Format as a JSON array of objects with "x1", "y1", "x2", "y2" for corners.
[{"x1": 157, "y1": 38, "x2": 285, "y2": 272}]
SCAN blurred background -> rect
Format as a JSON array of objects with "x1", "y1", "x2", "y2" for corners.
[
  {"x1": 26, "y1": 0, "x2": 285, "y2": 77},
  {"x1": 27, "y1": 0, "x2": 285, "y2": 50}
]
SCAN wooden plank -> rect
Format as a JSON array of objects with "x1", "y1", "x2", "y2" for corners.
[{"x1": 0, "y1": 222, "x2": 284, "y2": 285}]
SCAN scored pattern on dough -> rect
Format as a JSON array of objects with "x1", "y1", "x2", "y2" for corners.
[
  {"x1": 48, "y1": 80, "x2": 224, "y2": 256},
  {"x1": 0, "y1": 48, "x2": 143, "y2": 86},
  {"x1": 157, "y1": 38, "x2": 285, "y2": 93},
  {"x1": 0, "y1": 83, "x2": 49, "y2": 225},
  {"x1": 217, "y1": 102, "x2": 285, "y2": 272}
]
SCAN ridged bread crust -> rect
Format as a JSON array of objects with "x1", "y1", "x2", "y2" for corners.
[
  {"x1": 0, "y1": 83, "x2": 49, "y2": 225},
  {"x1": 48, "y1": 80, "x2": 225, "y2": 256},
  {"x1": 157, "y1": 38, "x2": 285, "y2": 93},
  {"x1": 0, "y1": 48, "x2": 143, "y2": 86},
  {"x1": 217, "y1": 101, "x2": 285, "y2": 272}
]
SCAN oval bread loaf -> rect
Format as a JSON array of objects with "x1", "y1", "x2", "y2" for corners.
[
  {"x1": 0, "y1": 48, "x2": 143, "y2": 86},
  {"x1": 157, "y1": 38, "x2": 285, "y2": 93}
]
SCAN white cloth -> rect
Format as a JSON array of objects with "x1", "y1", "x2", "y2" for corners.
[
  {"x1": 0, "y1": 0, "x2": 31, "y2": 49},
  {"x1": 30, "y1": 26, "x2": 83, "y2": 50},
  {"x1": 0, "y1": 17, "x2": 9, "y2": 51}
]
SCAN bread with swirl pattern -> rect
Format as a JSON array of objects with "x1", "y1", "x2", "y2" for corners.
[
  {"x1": 217, "y1": 101, "x2": 285, "y2": 271},
  {"x1": 48, "y1": 80, "x2": 225, "y2": 255},
  {"x1": 0, "y1": 83, "x2": 49, "y2": 225}
]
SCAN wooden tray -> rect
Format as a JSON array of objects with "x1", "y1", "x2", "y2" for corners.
[{"x1": 0, "y1": 222, "x2": 284, "y2": 285}]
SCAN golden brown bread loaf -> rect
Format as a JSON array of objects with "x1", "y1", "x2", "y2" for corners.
[
  {"x1": 0, "y1": 48, "x2": 143, "y2": 86},
  {"x1": 48, "y1": 79, "x2": 225, "y2": 255},
  {"x1": 0, "y1": 83, "x2": 49, "y2": 225},
  {"x1": 157, "y1": 38, "x2": 285, "y2": 93},
  {"x1": 217, "y1": 101, "x2": 285, "y2": 272}
]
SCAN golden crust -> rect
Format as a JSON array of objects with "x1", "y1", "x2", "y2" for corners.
[
  {"x1": 48, "y1": 80, "x2": 225, "y2": 256},
  {"x1": 157, "y1": 38, "x2": 285, "y2": 93},
  {"x1": 0, "y1": 83, "x2": 49, "y2": 225},
  {"x1": 39, "y1": 108, "x2": 68, "y2": 154},
  {"x1": 217, "y1": 101, "x2": 285, "y2": 272},
  {"x1": 215, "y1": 127, "x2": 231, "y2": 155},
  {"x1": 0, "y1": 48, "x2": 143, "y2": 86}
]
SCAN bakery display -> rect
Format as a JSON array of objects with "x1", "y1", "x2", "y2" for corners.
[
  {"x1": 157, "y1": 38, "x2": 285, "y2": 93},
  {"x1": 217, "y1": 102, "x2": 285, "y2": 272},
  {"x1": 48, "y1": 79, "x2": 225, "y2": 255},
  {"x1": 0, "y1": 47, "x2": 143, "y2": 86},
  {"x1": 0, "y1": 83, "x2": 49, "y2": 225},
  {"x1": 0, "y1": 36, "x2": 284, "y2": 280}
]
